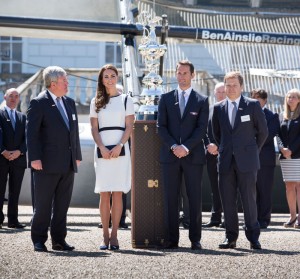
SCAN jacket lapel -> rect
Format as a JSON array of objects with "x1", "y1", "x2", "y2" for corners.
[
  {"x1": 173, "y1": 90, "x2": 181, "y2": 119},
  {"x1": 233, "y1": 96, "x2": 246, "y2": 129},
  {"x1": 221, "y1": 100, "x2": 231, "y2": 130},
  {"x1": 62, "y1": 96, "x2": 72, "y2": 130},
  {"x1": 181, "y1": 90, "x2": 194, "y2": 119},
  {"x1": 46, "y1": 91, "x2": 70, "y2": 131}
]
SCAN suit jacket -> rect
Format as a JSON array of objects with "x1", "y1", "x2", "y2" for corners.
[
  {"x1": 204, "y1": 106, "x2": 216, "y2": 147},
  {"x1": 260, "y1": 108, "x2": 280, "y2": 166},
  {"x1": 157, "y1": 89, "x2": 209, "y2": 164},
  {"x1": 212, "y1": 95, "x2": 268, "y2": 173},
  {"x1": 0, "y1": 108, "x2": 27, "y2": 168},
  {"x1": 26, "y1": 90, "x2": 82, "y2": 173},
  {"x1": 279, "y1": 115, "x2": 300, "y2": 159}
]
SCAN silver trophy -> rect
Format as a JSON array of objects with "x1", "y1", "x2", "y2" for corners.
[{"x1": 136, "y1": 12, "x2": 167, "y2": 120}]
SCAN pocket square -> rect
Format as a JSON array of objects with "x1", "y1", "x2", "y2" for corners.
[{"x1": 190, "y1": 112, "x2": 198, "y2": 115}]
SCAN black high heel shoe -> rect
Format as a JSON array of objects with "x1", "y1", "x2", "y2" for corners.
[
  {"x1": 109, "y1": 244, "x2": 119, "y2": 251},
  {"x1": 283, "y1": 217, "x2": 297, "y2": 228},
  {"x1": 99, "y1": 237, "x2": 109, "y2": 250},
  {"x1": 109, "y1": 238, "x2": 119, "y2": 251}
]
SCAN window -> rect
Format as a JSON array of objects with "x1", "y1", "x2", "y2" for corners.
[
  {"x1": 0, "y1": 36, "x2": 22, "y2": 82},
  {"x1": 105, "y1": 42, "x2": 121, "y2": 67}
]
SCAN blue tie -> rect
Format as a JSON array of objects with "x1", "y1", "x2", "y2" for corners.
[
  {"x1": 56, "y1": 97, "x2": 70, "y2": 130},
  {"x1": 231, "y1": 101, "x2": 237, "y2": 127},
  {"x1": 10, "y1": 109, "x2": 16, "y2": 130},
  {"x1": 180, "y1": 91, "x2": 185, "y2": 117}
]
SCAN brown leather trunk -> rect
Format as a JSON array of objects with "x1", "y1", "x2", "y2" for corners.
[{"x1": 131, "y1": 120, "x2": 165, "y2": 248}]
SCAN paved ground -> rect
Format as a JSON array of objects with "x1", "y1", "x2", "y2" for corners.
[{"x1": 0, "y1": 205, "x2": 299, "y2": 279}]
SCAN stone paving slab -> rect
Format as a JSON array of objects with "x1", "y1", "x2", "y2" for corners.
[{"x1": 0, "y1": 205, "x2": 299, "y2": 279}]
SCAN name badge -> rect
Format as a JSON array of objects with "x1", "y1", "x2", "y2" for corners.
[
  {"x1": 241, "y1": 115, "x2": 250, "y2": 122},
  {"x1": 72, "y1": 114, "x2": 76, "y2": 121}
]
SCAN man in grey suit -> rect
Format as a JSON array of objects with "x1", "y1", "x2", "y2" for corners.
[
  {"x1": 27, "y1": 66, "x2": 82, "y2": 252},
  {"x1": 212, "y1": 72, "x2": 268, "y2": 250}
]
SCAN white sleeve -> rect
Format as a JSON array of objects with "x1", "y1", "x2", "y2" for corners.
[
  {"x1": 125, "y1": 96, "x2": 135, "y2": 116},
  {"x1": 89, "y1": 98, "x2": 98, "y2": 118}
]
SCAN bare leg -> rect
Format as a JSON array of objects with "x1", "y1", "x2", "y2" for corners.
[
  {"x1": 100, "y1": 192, "x2": 111, "y2": 245},
  {"x1": 110, "y1": 191, "x2": 123, "y2": 246},
  {"x1": 285, "y1": 182, "x2": 297, "y2": 222},
  {"x1": 296, "y1": 183, "x2": 300, "y2": 224}
]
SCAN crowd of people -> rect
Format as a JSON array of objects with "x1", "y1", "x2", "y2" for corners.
[{"x1": 0, "y1": 60, "x2": 299, "y2": 253}]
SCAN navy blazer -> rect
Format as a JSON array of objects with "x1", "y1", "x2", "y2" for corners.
[
  {"x1": 203, "y1": 106, "x2": 216, "y2": 147},
  {"x1": 260, "y1": 108, "x2": 280, "y2": 166},
  {"x1": 212, "y1": 95, "x2": 268, "y2": 173},
  {"x1": 279, "y1": 115, "x2": 300, "y2": 159},
  {"x1": 26, "y1": 90, "x2": 82, "y2": 173},
  {"x1": 0, "y1": 108, "x2": 27, "y2": 168},
  {"x1": 157, "y1": 89, "x2": 209, "y2": 164}
]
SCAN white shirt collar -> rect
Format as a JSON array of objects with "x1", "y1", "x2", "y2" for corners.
[
  {"x1": 5, "y1": 105, "x2": 16, "y2": 114},
  {"x1": 226, "y1": 95, "x2": 241, "y2": 107},
  {"x1": 48, "y1": 89, "x2": 61, "y2": 102},
  {"x1": 177, "y1": 86, "x2": 192, "y2": 97}
]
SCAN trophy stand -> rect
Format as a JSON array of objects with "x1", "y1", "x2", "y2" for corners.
[{"x1": 131, "y1": 12, "x2": 167, "y2": 248}]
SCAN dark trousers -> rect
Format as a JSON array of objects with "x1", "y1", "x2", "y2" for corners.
[
  {"x1": 162, "y1": 159, "x2": 203, "y2": 243},
  {"x1": 219, "y1": 157, "x2": 260, "y2": 243},
  {"x1": 179, "y1": 177, "x2": 190, "y2": 224},
  {"x1": 206, "y1": 153, "x2": 222, "y2": 223},
  {"x1": 31, "y1": 169, "x2": 74, "y2": 244},
  {"x1": 0, "y1": 164, "x2": 25, "y2": 224},
  {"x1": 256, "y1": 165, "x2": 275, "y2": 225}
]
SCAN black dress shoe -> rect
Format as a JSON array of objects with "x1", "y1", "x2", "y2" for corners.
[
  {"x1": 259, "y1": 222, "x2": 268, "y2": 229},
  {"x1": 219, "y1": 239, "x2": 236, "y2": 249},
  {"x1": 0, "y1": 223, "x2": 2, "y2": 229},
  {"x1": 191, "y1": 241, "x2": 202, "y2": 250},
  {"x1": 250, "y1": 241, "x2": 262, "y2": 250},
  {"x1": 34, "y1": 242, "x2": 48, "y2": 252},
  {"x1": 202, "y1": 221, "x2": 221, "y2": 228},
  {"x1": 8, "y1": 222, "x2": 26, "y2": 229},
  {"x1": 182, "y1": 222, "x2": 190, "y2": 229},
  {"x1": 219, "y1": 222, "x2": 225, "y2": 228},
  {"x1": 52, "y1": 241, "x2": 75, "y2": 251},
  {"x1": 163, "y1": 242, "x2": 179, "y2": 249},
  {"x1": 119, "y1": 222, "x2": 128, "y2": 229}
]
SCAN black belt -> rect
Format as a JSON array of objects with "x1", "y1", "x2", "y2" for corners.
[{"x1": 98, "y1": 126, "x2": 125, "y2": 132}]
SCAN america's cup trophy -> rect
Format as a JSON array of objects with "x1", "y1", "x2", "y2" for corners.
[{"x1": 136, "y1": 12, "x2": 167, "y2": 120}]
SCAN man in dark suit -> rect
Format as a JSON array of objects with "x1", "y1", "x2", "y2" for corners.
[
  {"x1": 0, "y1": 88, "x2": 27, "y2": 229},
  {"x1": 203, "y1": 82, "x2": 226, "y2": 228},
  {"x1": 157, "y1": 60, "x2": 209, "y2": 250},
  {"x1": 212, "y1": 71, "x2": 268, "y2": 250},
  {"x1": 251, "y1": 89, "x2": 280, "y2": 229},
  {"x1": 27, "y1": 66, "x2": 82, "y2": 252}
]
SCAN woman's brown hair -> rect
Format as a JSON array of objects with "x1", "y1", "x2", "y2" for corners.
[{"x1": 95, "y1": 64, "x2": 118, "y2": 113}]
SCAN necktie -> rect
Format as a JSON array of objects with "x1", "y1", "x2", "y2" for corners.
[
  {"x1": 56, "y1": 97, "x2": 70, "y2": 130},
  {"x1": 231, "y1": 101, "x2": 237, "y2": 127},
  {"x1": 10, "y1": 109, "x2": 16, "y2": 130},
  {"x1": 179, "y1": 91, "x2": 186, "y2": 117}
]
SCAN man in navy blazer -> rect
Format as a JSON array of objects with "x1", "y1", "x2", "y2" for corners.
[
  {"x1": 27, "y1": 66, "x2": 82, "y2": 252},
  {"x1": 203, "y1": 82, "x2": 226, "y2": 228},
  {"x1": 157, "y1": 60, "x2": 209, "y2": 250},
  {"x1": 0, "y1": 88, "x2": 27, "y2": 229},
  {"x1": 212, "y1": 72, "x2": 268, "y2": 250},
  {"x1": 251, "y1": 89, "x2": 280, "y2": 229}
]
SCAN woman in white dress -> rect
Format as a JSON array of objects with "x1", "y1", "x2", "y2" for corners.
[{"x1": 90, "y1": 64, "x2": 134, "y2": 250}]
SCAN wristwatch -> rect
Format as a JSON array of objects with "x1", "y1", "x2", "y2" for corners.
[{"x1": 119, "y1": 142, "x2": 124, "y2": 147}]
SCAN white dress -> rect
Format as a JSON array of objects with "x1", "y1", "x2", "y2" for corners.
[{"x1": 89, "y1": 94, "x2": 134, "y2": 193}]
